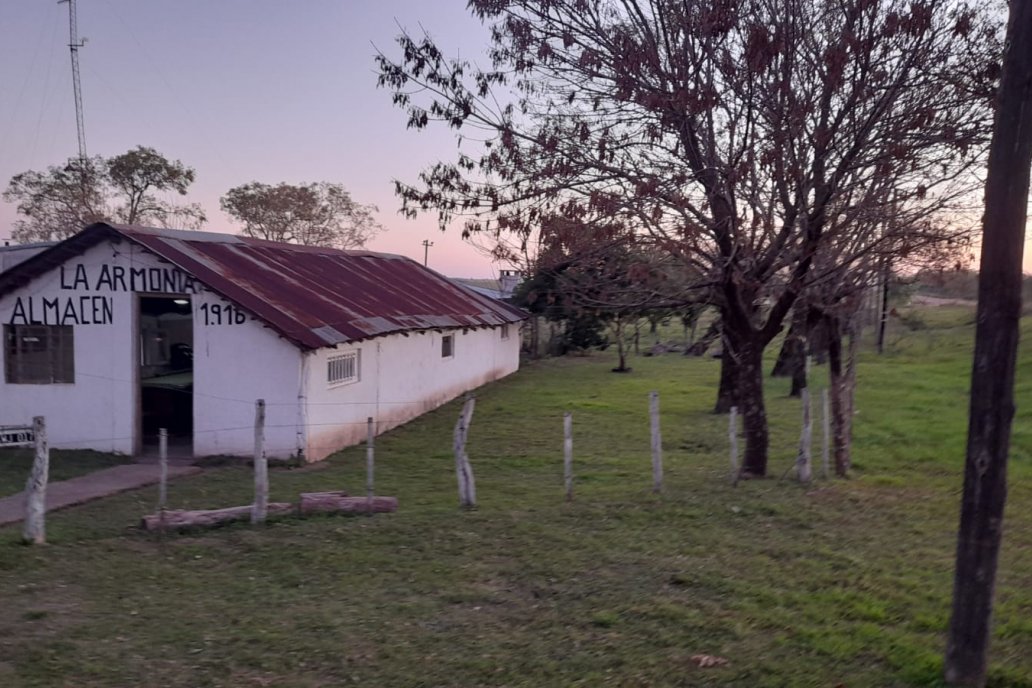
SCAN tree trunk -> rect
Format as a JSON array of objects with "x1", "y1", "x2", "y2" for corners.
[
  {"x1": 772, "y1": 308, "x2": 805, "y2": 377},
  {"x1": 688, "y1": 320, "x2": 720, "y2": 356},
  {"x1": 827, "y1": 316, "x2": 852, "y2": 477},
  {"x1": 790, "y1": 352, "x2": 808, "y2": 397},
  {"x1": 736, "y1": 341, "x2": 769, "y2": 477},
  {"x1": 944, "y1": 1, "x2": 1032, "y2": 683},
  {"x1": 614, "y1": 320, "x2": 628, "y2": 371},
  {"x1": 714, "y1": 338, "x2": 738, "y2": 413},
  {"x1": 877, "y1": 260, "x2": 891, "y2": 355},
  {"x1": 808, "y1": 310, "x2": 830, "y2": 364}
]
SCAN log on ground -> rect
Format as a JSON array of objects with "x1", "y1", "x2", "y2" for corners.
[
  {"x1": 299, "y1": 492, "x2": 398, "y2": 515},
  {"x1": 141, "y1": 503, "x2": 294, "y2": 531}
]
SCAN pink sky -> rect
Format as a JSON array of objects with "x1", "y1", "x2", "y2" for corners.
[
  {"x1": 0, "y1": 1, "x2": 504, "y2": 277},
  {"x1": 1, "y1": 2, "x2": 1025, "y2": 275}
]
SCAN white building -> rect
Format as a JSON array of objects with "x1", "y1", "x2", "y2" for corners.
[{"x1": 0, "y1": 223, "x2": 524, "y2": 461}]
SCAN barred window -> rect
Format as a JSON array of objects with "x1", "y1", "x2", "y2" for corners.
[
  {"x1": 4, "y1": 325, "x2": 75, "y2": 384},
  {"x1": 500, "y1": 324, "x2": 510, "y2": 340},
  {"x1": 327, "y1": 350, "x2": 359, "y2": 386},
  {"x1": 442, "y1": 334, "x2": 454, "y2": 358}
]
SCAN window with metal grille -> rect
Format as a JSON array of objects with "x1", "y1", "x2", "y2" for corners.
[
  {"x1": 327, "y1": 350, "x2": 359, "y2": 386},
  {"x1": 500, "y1": 324, "x2": 510, "y2": 340},
  {"x1": 442, "y1": 334, "x2": 454, "y2": 358},
  {"x1": 4, "y1": 325, "x2": 75, "y2": 384}
]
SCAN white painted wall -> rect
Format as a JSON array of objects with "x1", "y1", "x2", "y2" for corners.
[
  {"x1": 189, "y1": 288, "x2": 303, "y2": 459},
  {"x1": 0, "y1": 238, "x2": 303, "y2": 458},
  {"x1": 1, "y1": 240, "x2": 140, "y2": 453},
  {"x1": 302, "y1": 325, "x2": 521, "y2": 461}
]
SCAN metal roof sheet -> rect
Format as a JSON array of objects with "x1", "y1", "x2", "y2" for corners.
[{"x1": 0, "y1": 223, "x2": 526, "y2": 350}]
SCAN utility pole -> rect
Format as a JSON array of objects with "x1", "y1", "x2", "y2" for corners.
[
  {"x1": 944, "y1": 0, "x2": 1032, "y2": 684},
  {"x1": 59, "y1": 0, "x2": 88, "y2": 162},
  {"x1": 421, "y1": 239, "x2": 434, "y2": 267}
]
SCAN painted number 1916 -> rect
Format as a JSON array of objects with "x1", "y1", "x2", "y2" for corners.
[{"x1": 200, "y1": 302, "x2": 246, "y2": 326}]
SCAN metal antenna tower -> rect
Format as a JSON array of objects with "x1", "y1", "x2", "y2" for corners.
[{"x1": 59, "y1": 0, "x2": 88, "y2": 161}]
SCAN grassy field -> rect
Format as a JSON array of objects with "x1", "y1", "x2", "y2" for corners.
[{"x1": 1, "y1": 304, "x2": 1031, "y2": 687}]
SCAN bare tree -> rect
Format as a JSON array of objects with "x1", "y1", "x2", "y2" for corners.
[
  {"x1": 220, "y1": 182, "x2": 383, "y2": 249},
  {"x1": 377, "y1": 0, "x2": 998, "y2": 476},
  {"x1": 945, "y1": 0, "x2": 1032, "y2": 684}
]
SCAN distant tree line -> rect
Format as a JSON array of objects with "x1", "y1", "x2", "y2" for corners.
[{"x1": 3, "y1": 146, "x2": 382, "y2": 249}]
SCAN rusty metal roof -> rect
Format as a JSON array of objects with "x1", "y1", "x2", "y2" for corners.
[{"x1": 0, "y1": 223, "x2": 526, "y2": 350}]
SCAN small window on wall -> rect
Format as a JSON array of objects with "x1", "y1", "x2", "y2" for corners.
[
  {"x1": 4, "y1": 325, "x2": 75, "y2": 384},
  {"x1": 328, "y1": 350, "x2": 359, "y2": 386},
  {"x1": 442, "y1": 334, "x2": 454, "y2": 358},
  {"x1": 500, "y1": 324, "x2": 510, "y2": 340}
]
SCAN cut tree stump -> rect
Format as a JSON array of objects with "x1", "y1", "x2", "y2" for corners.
[
  {"x1": 298, "y1": 492, "x2": 398, "y2": 515},
  {"x1": 141, "y1": 503, "x2": 294, "y2": 531}
]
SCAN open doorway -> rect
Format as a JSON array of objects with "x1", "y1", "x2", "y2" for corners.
[{"x1": 139, "y1": 296, "x2": 193, "y2": 456}]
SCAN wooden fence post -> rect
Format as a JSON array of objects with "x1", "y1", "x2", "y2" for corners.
[
  {"x1": 252, "y1": 399, "x2": 268, "y2": 524},
  {"x1": 366, "y1": 417, "x2": 375, "y2": 515},
  {"x1": 22, "y1": 416, "x2": 48, "y2": 545},
  {"x1": 729, "y1": 406, "x2": 740, "y2": 485},
  {"x1": 563, "y1": 412, "x2": 573, "y2": 501},
  {"x1": 797, "y1": 388, "x2": 813, "y2": 482},
  {"x1": 158, "y1": 428, "x2": 168, "y2": 531},
  {"x1": 453, "y1": 396, "x2": 477, "y2": 509},
  {"x1": 649, "y1": 391, "x2": 663, "y2": 493},
  {"x1": 821, "y1": 389, "x2": 831, "y2": 479}
]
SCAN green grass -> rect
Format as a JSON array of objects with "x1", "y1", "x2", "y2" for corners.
[
  {"x1": 0, "y1": 448, "x2": 134, "y2": 498},
  {"x1": 1, "y1": 303, "x2": 1031, "y2": 687}
]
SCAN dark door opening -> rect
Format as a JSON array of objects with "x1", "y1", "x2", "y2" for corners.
[{"x1": 139, "y1": 296, "x2": 193, "y2": 455}]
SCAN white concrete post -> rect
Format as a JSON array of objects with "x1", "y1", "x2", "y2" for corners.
[
  {"x1": 22, "y1": 416, "x2": 49, "y2": 545},
  {"x1": 453, "y1": 396, "x2": 477, "y2": 509},
  {"x1": 252, "y1": 399, "x2": 268, "y2": 524},
  {"x1": 366, "y1": 417, "x2": 375, "y2": 515},
  {"x1": 563, "y1": 412, "x2": 573, "y2": 501},
  {"x1": 158, "y1": 428, "x2": 168, "y2": 530},
  {"x1": 649, "y1": 391, "x2": 663, "y2": 493},
  {"x1": 797, "y1": 388, "x2": 813, "y2": 482}
]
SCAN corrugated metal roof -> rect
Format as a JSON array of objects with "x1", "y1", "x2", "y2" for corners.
[
  {"x1": 0, "y1": 223, "x2": 526, "y2": 350},
  {"x1": 0, "y1": 241, "x2": 55, "y2": 274}
]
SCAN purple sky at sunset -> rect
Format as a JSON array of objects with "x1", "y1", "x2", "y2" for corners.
[
  {"x1": 0, "y1": 1, "x2": 505, "y2": 277},
  {"x1": 1, "y1": 2, "x2": 1026, "y2": 276}
]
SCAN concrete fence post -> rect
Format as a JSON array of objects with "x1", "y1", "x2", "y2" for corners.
[
  {"x1": 22, "y1": 416, "x2": 49, "y2": 545},
  {"x1": 252, "y1": 400, "x2": 268, "y2": 524}
]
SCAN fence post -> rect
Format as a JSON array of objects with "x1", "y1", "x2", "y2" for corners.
[
  {"x1": 252, "y1": 399, "x2": 268, "y2": 524},
  {"x1": 366, "y1": 417, "x2": 375, "y2": 515},
  {"x1": 821, "y1": 389, "x2": 831, "y2": 479},
  {"x1": 158, "y1": 428, "x2": 168, "y2": 530},
  {"x1": 563, "y1": 412, "x2": 573, "y2": 501},
  {"x1": 729, "y1": 406, "x2": 740, "y2": 485},
  {"x1": 22, "y1": 416, "x2": 49, "y2": 545},
  {"x1": 649, "y1": 391, "x2": 663, "y2": 493},
  {"x1": 453, "y1": 396, "x2": 477, "y2": 509},
  {"x1": 797, "y1": 388, "x2": 813, "y2": 482}
]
